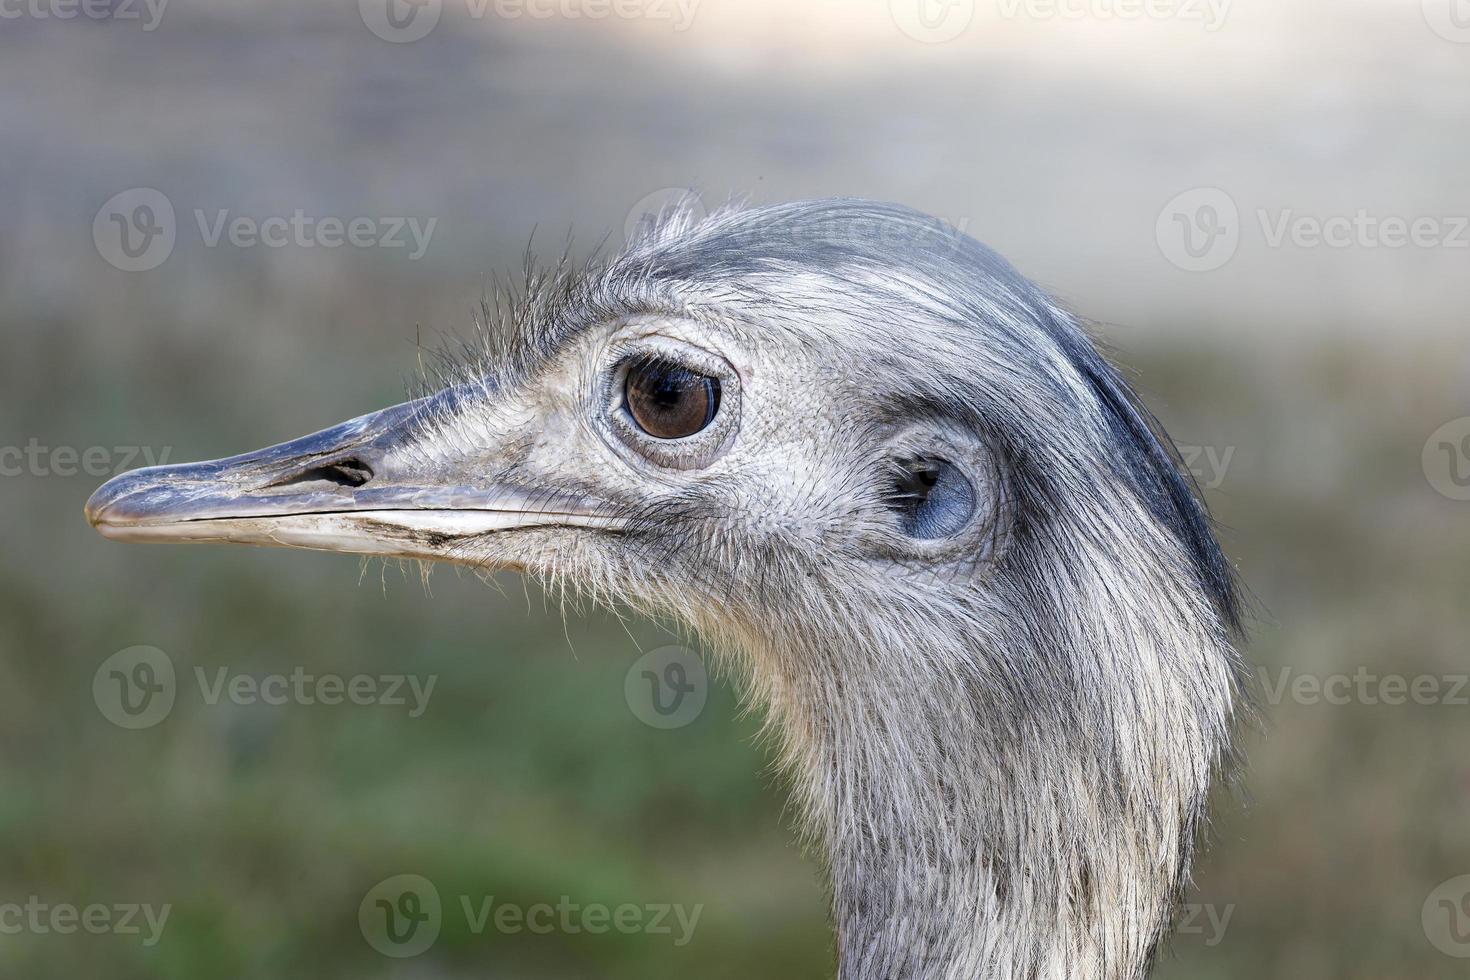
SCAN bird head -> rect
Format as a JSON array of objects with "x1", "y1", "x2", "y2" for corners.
[
  {"x1": 85, "y1": 199, "x2": 1235, "y2": 632},
  {"x1": 86, "y1": 199, "x2": 1247, "y2": 978}
]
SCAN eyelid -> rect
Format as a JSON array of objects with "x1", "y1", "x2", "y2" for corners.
[{"x1": 609, "y1": 335, "x2": 732, "y2": 380}]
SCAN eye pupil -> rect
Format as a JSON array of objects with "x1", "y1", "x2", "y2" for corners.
[
  {"x1": 888, "y1": 456, "x2": 975, "y2": 539},
  {"x1": 624, "y1": 358, "x2": 721, "y2": 440}
]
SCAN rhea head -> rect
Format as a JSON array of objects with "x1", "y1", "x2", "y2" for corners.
[{"x1": 87, "y1": 200, "x2": 1246, "y2": 980}]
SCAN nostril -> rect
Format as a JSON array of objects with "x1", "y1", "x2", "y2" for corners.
[
  {"x1": 265, "y1": 457, "x2": 374, "y2": 490},
  {"x1": 317, "y1": 459, "x2": 373, "y2": 487}
]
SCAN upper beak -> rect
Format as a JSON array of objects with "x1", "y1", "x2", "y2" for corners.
[{"x1": 84, "y1": 395, "x2": 620, "y2": 562}]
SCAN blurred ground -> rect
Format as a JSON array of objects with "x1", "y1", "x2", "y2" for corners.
[{"x1": 1, "y1": 1, "x2": 1468, "y2": 977}]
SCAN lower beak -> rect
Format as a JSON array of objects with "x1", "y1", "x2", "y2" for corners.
[{"x1": 84, "y1": 397, "x2": 619, "y2": 562}]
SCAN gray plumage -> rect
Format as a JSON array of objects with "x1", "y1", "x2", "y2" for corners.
[{"x1": 87, "y1": 198, "x2": 1249, "y2": 980}]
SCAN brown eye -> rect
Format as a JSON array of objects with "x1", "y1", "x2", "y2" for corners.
[{"x1": 624, "y1": 358, "x2": 721, "y2": 439}]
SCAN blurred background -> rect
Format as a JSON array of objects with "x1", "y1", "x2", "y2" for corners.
[{"x1": 2, "y1": 0, "x2": 1468, "y2": 976}]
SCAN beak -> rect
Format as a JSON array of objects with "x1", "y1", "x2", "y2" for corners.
[{"x1": 84, "y1": 395, "x2": 620, "y2": 562}]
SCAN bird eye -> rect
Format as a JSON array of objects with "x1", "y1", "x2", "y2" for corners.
[
  {"x1": 623, "y1": 357, "x2": 721, "y2": 440},
  {"x1": 887, "y1": 455, "x2": 975, "y2": 539}
]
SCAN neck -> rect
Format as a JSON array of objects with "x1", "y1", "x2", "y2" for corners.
[
  {"x1": 806, "y1": 669, "x2": 1168, "y2": 980},
  {"x1": 726, "y1": 561, "x2": 1238, "y2": 980}
]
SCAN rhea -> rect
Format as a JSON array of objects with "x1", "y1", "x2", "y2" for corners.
[{"x1": 86, "y1": 200, "x2": 1247, "y2": 980}]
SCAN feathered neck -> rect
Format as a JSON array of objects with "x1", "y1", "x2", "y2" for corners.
[{"x1": 712, "y1": 524, "x2": 1242, "y2": 980}]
